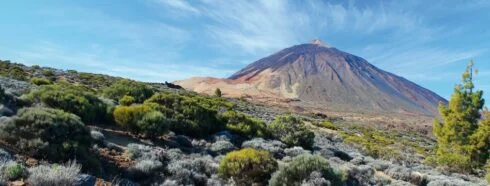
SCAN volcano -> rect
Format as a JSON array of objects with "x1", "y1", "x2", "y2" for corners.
[{"x1": 175, "y1": 40, "x2": 447, "y2": 116}]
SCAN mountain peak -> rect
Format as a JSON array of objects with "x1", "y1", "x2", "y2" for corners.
[{"x1": 311, "y1": 39, "x2": 331, "y2": 48}]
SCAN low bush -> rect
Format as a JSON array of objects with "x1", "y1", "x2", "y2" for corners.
[
  {"x1": 241, "y1": 138, "x2": 286, "y2": 158},
  {"x1": 136, "y1": 111, "x2": 170, "y2": 138},
  {"x1": 167, "y1": 155, "x2": 219, "y2": 185},
  {"x1": 0, "y1": 161, "x2": 27, "y2": 181},
  {"x1": 221, "y1": 111, "x2": 269, "y2": 138},
  {"x1": 284, "y1": 147, "x2": 311, "y2": 158},
  {"x1": 209, "y1": 140, "x2": 236, "y2": 155},
  {"x1": 268, "y1": 115, "x2": 315, "y2": 149},
  {"x1": 30, "y1": 77, "x2": 52, "y2": 86},
  {"x1": 219, "y1": 148, "x2": 277, "y2": 185},
  {"x1": 4, "y1": 162, "x2": 27, "y2": 181},
  {"x1": 113, "y1": 104, "x2": 153, "y2": 132},
  {"x1": 0, "y1": 61, "x2": 29, "y2": 81},
  {"x1": 127, "y1": 159, "x2": 163, "y2": 180},
  {"x1": 23, "y1": 84, "x2": 109, "y2": 123},
  {"x1": 103, "y1": 79, "x2": 154, "y2": 103},
  {"x1": 27, "y1": 162, "x2": 81, "y2": 186},
  {"x1": 340, "y1": 125, "x2": 432, "y2": 165},
  {"x1": 144, "y1": 93, "x2": 226, "y2": 137},
  {"x1": 0, "y1": 85, "x2": 5, "y2": 104},
  {"x1": 269, "y1": 154, "x2": 344, "y2": 186},
  {"x1": 113, "y1": 105, "x2": 170, "y2": 137},
  {"x1": 315, "y1": 121, "x2": 339, "y2": 130},
  {"x1": 0, "y1": 107, "x2": 92, "y2": 162},
  {"x1": 90, "y1": 130, "x2": 105, "y2": 142},
  {"x1": 119, "y1": 95, "x2": 135, "y2": 106}
]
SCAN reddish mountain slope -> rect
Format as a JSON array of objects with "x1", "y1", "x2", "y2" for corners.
[{"x1": 176, "y1": 40, "x2": 447, "y2": 116}]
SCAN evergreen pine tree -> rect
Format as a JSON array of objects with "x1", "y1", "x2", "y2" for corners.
[
  {"x1": 215, "y1": 88, "x2": 222, "y2": 97},
  {"x1": 433, "y1": 61, "x2": 485, "y2": 171}
]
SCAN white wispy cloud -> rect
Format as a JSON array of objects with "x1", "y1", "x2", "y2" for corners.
[{"x1": 151, "y1": 0, "x2": 200, "y2": 14}]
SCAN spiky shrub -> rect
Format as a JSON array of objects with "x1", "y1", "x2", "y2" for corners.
[
  {"x1": 221, "y1": 110, "x2": 269, "y2": 138},
  {"x1": 167, "y1": 155, "x2": 219, "y2": 185},
  {"x1": 23, "y1": 84, "x2": 108, "y2": 123},
  {"x1": 269, "y1": 154, "x2": 344, "y2": 186},
  {"x1": 219, "y1": 148, "x2": 277, "y2": 185},
  {"x1": 127, "y1": 159, "x2": 163, "y2": 180},
  {"x1": 103, "y1": 79, "x2": 154, "y2": 103},
  {"x1": 119, "y1": 95, "x2": 135, "y2": 106},
  {"x1": 30, "y1": 77, "x2": 52, "y2": 86},
  {"x1": 268, "y1": 115, "x2": 315, "y2": 149},
  {"x1": 0, "y1": 107, "x2": 92, "y2": 162},
  {"x1": 27, "y1": 162, "x2": 81, "y2": 186}
]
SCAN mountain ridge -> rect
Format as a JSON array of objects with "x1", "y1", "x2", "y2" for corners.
[{"x1": 176, "y1": 40, "x2": 447, "y2": 117}]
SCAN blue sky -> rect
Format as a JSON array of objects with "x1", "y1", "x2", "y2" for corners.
[{"x1": 0, "y1": 0, "x2": 489, "y2": 102}]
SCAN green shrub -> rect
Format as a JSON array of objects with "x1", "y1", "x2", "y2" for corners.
[
  {"x1": 219, "y1": 148, "x2": 277, "y2": 185},
  {"x1": 269, "y1": 154, "x2": 344, "y2": 186},
  {"x1": 268, "y1": 115, "x2": 315, "y2": 149},
  {"x1": 119, "y1": 95, "x2": 135, "y2": 106},
  {"x1": 144, "y1": 93, "x2": 225, "y2": 137},
  {"x1": 0, "y1": 61, "x2": 29, "y2": 81},
  {"x1": 486, "y1": 162, "x2": 490, "y2": 183},
  {"x1": 137, "y1": 111, "x2": 170, "y2": 138},
  {"x1": 113, "y1": 105, "x2": 153, "y2": 132},
  {"x1": 103, "y1": 79, "x2": 154, "y2": 103},
  {"x1": 0, "y1": 107, "x2": 92, "y2": 162},
  {"x1": 221, "y1": 110, "x2": 269, "y2": 138},
  {"x1": 0, "y1": 85, "x2": 5, "y2": 104},
  {"x1": 23, "y1": 84, "x2": 108, "y2": 123},
  {"x1": 5, "y1": 162, "x2": 27, "y2": 180},
  {"x1": 315, "y1": 121, "x2": 339, "y2": 130},
  {"x1": 31, "y1": 77, "x2": 52, "y2": 86}
]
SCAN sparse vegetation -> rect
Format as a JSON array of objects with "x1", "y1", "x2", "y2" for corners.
[
  {"x1": 219, "y1": 148, "x2": 278, "y2": 185},
  {"x1": 27, "y1": 162, "x2": 81, "y2": 186},
  {"x1": 341, "y1": 125, "x2": 432, "y2": 164},
  {"x1": 0, "y1": 59, "x2": 487, "y2": 185}
]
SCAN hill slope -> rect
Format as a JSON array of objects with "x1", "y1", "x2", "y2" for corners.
[{"x1": 176, "y1": 40, "x2": 447, "y2": 116}]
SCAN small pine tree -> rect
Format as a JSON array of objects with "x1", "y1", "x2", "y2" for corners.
[
  {"x1": 433, "y1": 61, "x2": 485, "y2": 171},
  {"x1": 215, "y1": 88, "x2": 222, "y2": 97}
]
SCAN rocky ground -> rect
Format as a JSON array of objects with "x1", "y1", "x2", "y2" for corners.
[{"x1": 0, "y1": 73, "x2": 488, "y2": 186}]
